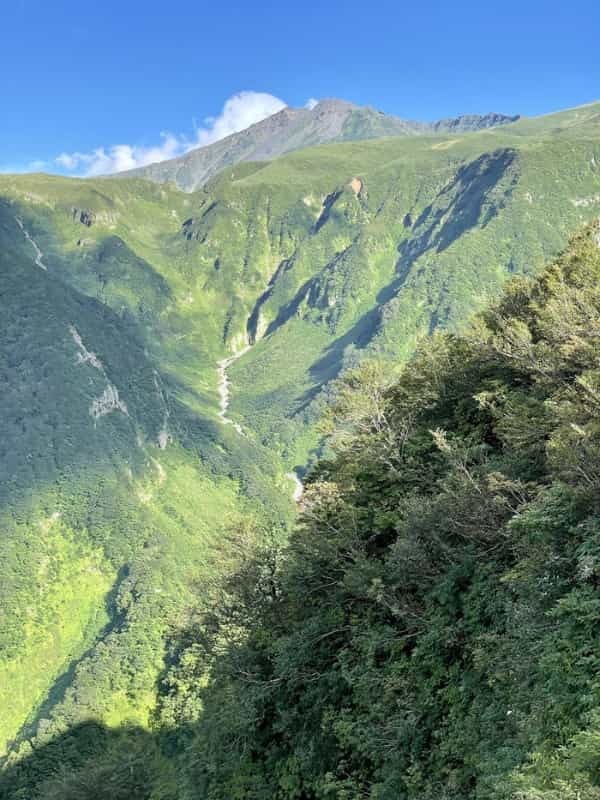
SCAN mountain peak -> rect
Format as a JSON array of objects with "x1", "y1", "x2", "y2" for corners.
[
  {"x1": 121, "y1": 100, "x2": 520, "y2": 191},
  {"x1": 310, "y1": 98, "x2": 359, "y2": 113}
]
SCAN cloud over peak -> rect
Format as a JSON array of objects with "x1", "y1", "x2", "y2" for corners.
[
  {"x1": 55, "y1": 90, "x2": 300, "y2": 177},
  {"x1": 195, "y1": 91, "x2": 286, "y2": 147}
]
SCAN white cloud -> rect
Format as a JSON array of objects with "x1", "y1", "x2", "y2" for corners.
[
  {"x1": 305, "y1": 98, "x2": 319, "y2": 110},
  {"x1": 55, "y1": 133, "x2": 181, "y2": 177},
  {"x1": 54, "y1": 90, "x2": 292, "y2": 177},
  {"x1": 194, "y1": 91, "x2": 287, "y2": 147}
]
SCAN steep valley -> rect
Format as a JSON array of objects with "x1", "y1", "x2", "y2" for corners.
[{"x1": 1, "y1": 99, "x2": 600, "y2": 797}]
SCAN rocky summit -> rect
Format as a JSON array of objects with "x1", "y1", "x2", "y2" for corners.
[{"x1": 122, "y1": 98, "x2": 520, "y2": 191}]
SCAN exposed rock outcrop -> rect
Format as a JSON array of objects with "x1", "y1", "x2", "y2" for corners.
[{"x1": 72, "y1": 208, "x2": 96, "y2": 227}]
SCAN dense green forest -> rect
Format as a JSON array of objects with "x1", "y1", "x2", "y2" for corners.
[{"x1": 3, "y1": 222, "x2": 600, "y2": 798}]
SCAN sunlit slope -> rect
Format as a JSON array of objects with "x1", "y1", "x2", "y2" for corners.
[{"x1": 169, "y1": 106, "x2": 600, "y2": 462}]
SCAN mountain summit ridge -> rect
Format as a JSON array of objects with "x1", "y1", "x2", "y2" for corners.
[{"x1": 121, "y1": 98, "x2": 519, "y2": 190}]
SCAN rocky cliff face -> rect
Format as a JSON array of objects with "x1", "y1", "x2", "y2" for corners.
[{"x1": 431, "y1": 112, "x2": 520, "y2": 133}]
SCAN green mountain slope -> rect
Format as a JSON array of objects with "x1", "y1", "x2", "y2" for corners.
[
  {"x1": 0, "y1": 99, "x2": 599, "y2": 776},
  {"x1": 169, "y1": 221, "x2": 600, "y2": 800},
  {"x1": 177, "y1": 102, "x2": 600, "y2": 466}
]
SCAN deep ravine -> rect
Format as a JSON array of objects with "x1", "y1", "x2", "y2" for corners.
[
  {"x1": 286, "y1": 470, "x2": 304, "y2": 502},
  {"x1": 15, "y1": 216, "x2": 47, "y2": 270},
  {"x1": 216, "y1": 346, "x2": 251, "y2": 435},
  {"x1": 216, "y1": 348, "x2": 303, "y2": 501}
]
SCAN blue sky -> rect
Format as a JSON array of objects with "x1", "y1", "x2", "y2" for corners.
[{"x1": 2, "y1": 0, "x2": 599, "y2": 174}]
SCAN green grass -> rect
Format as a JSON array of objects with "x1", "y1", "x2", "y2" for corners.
[{"x1": 1, "y1": 512, "x2": 113, "y2": 754}]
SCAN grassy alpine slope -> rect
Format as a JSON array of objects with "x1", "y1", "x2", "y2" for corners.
[
  {"x1": 197, "y1": 101, "x2": 600, "y2": 467},
  {"x1": 0, "y1": 100, "x2": 599, "y2": 785}
]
